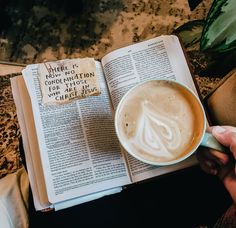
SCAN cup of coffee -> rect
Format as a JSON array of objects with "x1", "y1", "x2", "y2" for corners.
[{"x1": 115, "y1": 80, "x2": 227, "y2": 166}]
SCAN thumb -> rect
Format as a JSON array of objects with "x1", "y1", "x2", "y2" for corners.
[{"x1": 212, "y1": 126, "x2": 236, "y2": 152}]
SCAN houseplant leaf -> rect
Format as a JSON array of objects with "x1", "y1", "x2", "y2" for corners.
[{"x1": 200, "y1": 0, "x2": 236, "y2": 53}]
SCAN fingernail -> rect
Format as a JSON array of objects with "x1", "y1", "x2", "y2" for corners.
[{"x1": 213, "y1": 126, "x2": 226, "y2": 134}]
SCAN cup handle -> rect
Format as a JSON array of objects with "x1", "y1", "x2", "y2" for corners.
[{"x1": 200, "y1": 132, "x2": 229, "y2": 154}]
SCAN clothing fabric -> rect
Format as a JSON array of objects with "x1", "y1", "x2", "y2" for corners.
[{"x1": 0, "y1": 167, "x2": 29, "y2": 228}]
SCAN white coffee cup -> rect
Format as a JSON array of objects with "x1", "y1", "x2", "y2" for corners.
[{"x1": 115, "y1": 80, "x2": 227, "y2": 166}]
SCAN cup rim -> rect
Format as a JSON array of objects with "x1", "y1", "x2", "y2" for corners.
[{"x1": 114, "y1": 79, "x2": 206, "y2": 166}]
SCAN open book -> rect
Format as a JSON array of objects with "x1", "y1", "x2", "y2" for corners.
[{"x1": 11, "y1": 35, "x2": 200, "y2": 211}]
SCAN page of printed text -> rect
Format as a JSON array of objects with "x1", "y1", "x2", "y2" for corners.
[
  {"x1": 101, "y1": 35, "x2": 198, "y2": 182},
  {"x1": 22, "y1": 61, "x2": 131, "y2": 203}
]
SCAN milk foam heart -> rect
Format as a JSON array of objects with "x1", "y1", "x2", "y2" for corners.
[{"x1": 130, "y1": 101, "x2": 182, "y2": 159}]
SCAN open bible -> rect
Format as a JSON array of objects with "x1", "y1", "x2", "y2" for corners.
[{"x1": 11, "y1": 35, "x2": 200, "y2": 211}]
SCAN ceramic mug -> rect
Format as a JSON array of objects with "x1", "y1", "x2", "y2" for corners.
[{"x1": 115, "y1": 79, "x2": 227, "y2": 166}]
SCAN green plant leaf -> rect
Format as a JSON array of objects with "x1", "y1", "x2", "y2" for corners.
[
  {"x1": 200, "y1": 0, "x2": 236, "y2": 53},
  {"x1": 174, "y1": 20, "x2": 204, "y2": 48}
]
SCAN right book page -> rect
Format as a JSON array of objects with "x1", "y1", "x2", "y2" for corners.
[{"x1": 101, "y1": 35, "x2": 199, "y2": 182}]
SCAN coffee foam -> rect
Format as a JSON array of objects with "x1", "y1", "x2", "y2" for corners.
[{"x1": 116, "y1": 80, "x2": 204, "y2": 163}]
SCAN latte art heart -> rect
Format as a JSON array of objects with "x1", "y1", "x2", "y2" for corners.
[{"x1": 131, "y1": 102, "x2": 181, "y2": 159}]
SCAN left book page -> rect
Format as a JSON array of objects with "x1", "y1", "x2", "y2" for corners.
[{"x1": 14, "y1": 61, "x2": 131, "y2": 209}]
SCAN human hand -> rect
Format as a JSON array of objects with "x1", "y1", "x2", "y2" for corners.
[{"x1": 196, "y1": 126, "x2": 236, "y2": 202}]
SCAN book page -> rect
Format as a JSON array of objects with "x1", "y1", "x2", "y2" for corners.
[
  {"x1": 22, "y1": 61, "x2": 131, "y2": 204},
  {"x1": 12, "y1": 76, "x2": 124, "y2": 211},
  {"x1": 101, "y1": 35, "x2": 198, "y2": 182}
]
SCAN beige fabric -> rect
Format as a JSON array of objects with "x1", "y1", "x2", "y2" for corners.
[{"x1": 0, "y1": 167, "x2": 29, "y2": 228}]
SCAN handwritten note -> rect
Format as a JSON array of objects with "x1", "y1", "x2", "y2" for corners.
[{"x1": 38, "y1": 58, "x2": 100, "y2": 105}]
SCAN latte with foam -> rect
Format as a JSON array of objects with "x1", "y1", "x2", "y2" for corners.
[{"x1": 115, "y1": 80, "x2": 205, "y2": 165}]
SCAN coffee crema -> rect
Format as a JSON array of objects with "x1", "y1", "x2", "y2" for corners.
[{"x1": 115, "y1": 80, "x2": 205, "y2": 164}]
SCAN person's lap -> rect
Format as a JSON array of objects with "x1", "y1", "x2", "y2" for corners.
[{"x1": 28, "y1": 165, "x2": 232, "y2": 227}]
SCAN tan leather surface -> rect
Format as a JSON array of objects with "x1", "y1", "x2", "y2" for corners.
[{"x1": 206, "y1": 69, "x2": 236, "y2": 126}]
